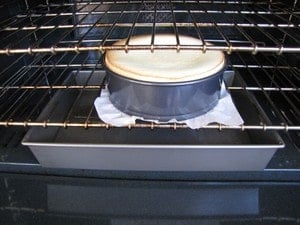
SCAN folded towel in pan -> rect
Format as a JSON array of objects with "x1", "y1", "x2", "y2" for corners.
[{"x1": 94, "y1": 82, "x2": 244, "y2": 129}]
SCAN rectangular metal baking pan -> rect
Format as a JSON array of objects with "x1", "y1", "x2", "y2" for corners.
[{"x1": 22, "y1": 70, "x2": 284, "y2": 171}]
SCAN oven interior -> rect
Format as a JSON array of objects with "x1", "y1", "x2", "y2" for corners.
[{"x1": 0, "y1": 0, "x2": 299, "y2": 179}]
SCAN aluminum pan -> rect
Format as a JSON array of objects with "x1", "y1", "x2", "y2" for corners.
[{"x1": 22, "y1": 70, "x2": 284, "y2": 171}]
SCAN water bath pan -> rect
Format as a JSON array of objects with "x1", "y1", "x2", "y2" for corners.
[{"x1": 22, "y1": 70, "x2": 284, "y2": 171}]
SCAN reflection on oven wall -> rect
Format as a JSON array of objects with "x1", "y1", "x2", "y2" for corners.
[{"x1": 47, "y1": 184, "x2": 259, "y2": 216}]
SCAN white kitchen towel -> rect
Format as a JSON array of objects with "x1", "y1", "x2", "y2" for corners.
[{"x1": 94, "y1": 82, "x2": 244, "y2": 129}]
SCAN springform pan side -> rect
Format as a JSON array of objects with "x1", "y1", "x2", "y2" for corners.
[{"x1": 106, "y1": 63, "x2": 226, "y2": 122}]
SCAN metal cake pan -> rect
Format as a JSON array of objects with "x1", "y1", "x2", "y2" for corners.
[
  {"x1": 106, "y1": 64, "x2": 226, "y2": 121},
  {"x1": 104, "y1": 35, "x2": 227, "y2": 122},
  {"x1": 22, "y1": 70, "x2": 284, "y2": 171}
]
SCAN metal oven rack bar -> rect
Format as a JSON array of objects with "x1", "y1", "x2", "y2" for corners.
[
  {"x1": 0, "y1": 52, "x2": 299, "y2": 132},
  {"x1": 0, "y1": 0, "x2": 299, "y2": 54},
  {"x1": 0, "y1": 0, "x2": 299, "y2": 135}
]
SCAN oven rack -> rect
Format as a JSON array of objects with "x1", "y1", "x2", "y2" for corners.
[
  {"x1": 0, "y1": 0, "x2": 299, "y2": 55},
  {"x1": 0, "y1": 0, "x2": 299, "y2": 133},
  {"x1": 1, "y1": 121, "x2": 300, "y2": 131},
  {"x1": 0, "y1": 52, "x2": 299, "y2": 132}
]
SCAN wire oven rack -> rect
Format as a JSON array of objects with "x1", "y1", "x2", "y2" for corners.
[{"x1": 0, "y1": 0, "x2": 299, "y2": 136}]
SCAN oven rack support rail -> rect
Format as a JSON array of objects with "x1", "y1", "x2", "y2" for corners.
[{"x1": 0, "y1": 0, "x2": 299, "y2": 55}]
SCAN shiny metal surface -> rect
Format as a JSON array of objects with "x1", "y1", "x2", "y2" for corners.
[
  {"x1": 107, "y1": 66, "x2": 224, "y2": 121},
  {"x1": 21, "y1": 71, "x2": 284, "y2": 171}
]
